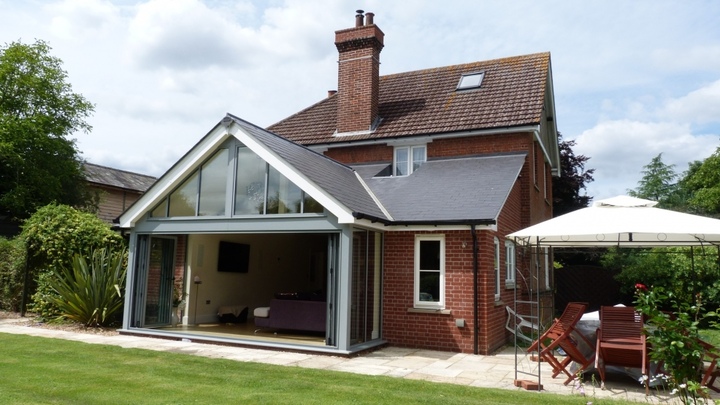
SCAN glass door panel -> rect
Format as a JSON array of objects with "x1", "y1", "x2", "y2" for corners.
[
  {"x1": 350, "y1": 230, "x2": 382, "y2": 345},
  {"x1": 326, "y1": 234, "x2": 339, "y2": 346},
  {"x1": 143, "y1": 237, "x2": 176, "y2": 326}
]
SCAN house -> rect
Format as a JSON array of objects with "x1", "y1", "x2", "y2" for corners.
[
  {"x1": 117, "y1": 11, "x2": 560, "y2": 355},
  {"x1": 84, "y1": 163, "x2": 156, "y2": 224}
]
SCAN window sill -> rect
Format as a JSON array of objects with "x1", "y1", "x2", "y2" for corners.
[
  {"x1": 407, "y1": 308, "x2": 452, "y2": 315},
  {"x1": 505, "y1": 281, "x2": 516, "y2": 289}
]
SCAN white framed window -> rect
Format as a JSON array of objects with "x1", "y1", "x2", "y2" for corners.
[
  {"x1": 505, "y1": 240, "x2": 516, "y2": 284},
  {"x1": 394, "y1": 145, "x2": 426, "y2": 176},
  {"x1": 414, "y1": 234, "x2": 445, "y2": 309},
  {"x1": 494, "y1": 237, "x2": 501, "y2": 300}
]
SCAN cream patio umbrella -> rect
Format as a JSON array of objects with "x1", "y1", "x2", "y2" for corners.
[{"x1": 508, "y1": 195, "x2": 720, "y2": 248}]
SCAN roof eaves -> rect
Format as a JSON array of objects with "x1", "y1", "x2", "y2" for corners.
[{"x1": 352, "y1": 211, "x2": 496, "y2": 227}]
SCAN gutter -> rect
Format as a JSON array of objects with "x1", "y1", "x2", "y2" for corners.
[
  {"x1": 352, "y1": 212, "x2": 496, "y2": 227},
  {"x1": 308, "y1": 125, "x2": 541, "y2": 152},
  {"x1": 471, "y1": 225, "x2": 479, "y2": 355}
]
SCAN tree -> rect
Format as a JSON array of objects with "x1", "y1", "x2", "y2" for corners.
[
  {"x1": 681, "y1": 146, "x2": 720, "y2": 217},
  {"x1": 0, "y1": 40, "x2": 95, "y2": 221},
  {"x1": 552, "y1": 133, "x2": 595, "y2": 217},
  {"x1": 627, "y1": 153, "x2": 677, "y2": 206}
]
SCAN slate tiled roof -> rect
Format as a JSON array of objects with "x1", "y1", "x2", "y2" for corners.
[
  {"x1": 84, "y1": 163, "x2": 156, "y2": 192},
  {"x1": 227, "y1": 114, "x2": 389, "y2": 221},
  {"x1": 268, "y1": 52, "x2": 550, "y2": 145},
  {"x1": 353, "y1": 153, "x2": 526, "y2": 223}
]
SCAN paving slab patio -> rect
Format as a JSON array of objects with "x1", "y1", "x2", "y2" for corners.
[{"x1": 1, "y1": 317, "x2": 717, "y2": 404}]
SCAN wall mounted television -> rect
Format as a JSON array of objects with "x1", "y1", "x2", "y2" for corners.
[{"x1": 217, "y1": 241, "x2": 250, "y2": 273}]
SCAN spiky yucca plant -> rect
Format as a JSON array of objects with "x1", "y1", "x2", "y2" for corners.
[{"x1": 47, "y1": 247, "x2": 127, "y2": 327}]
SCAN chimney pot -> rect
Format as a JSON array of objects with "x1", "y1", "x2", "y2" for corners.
[
  {"x1": 355, "y1": 10, "x2": 364, "y2": 27},
  {"x1": 365, "y1": 12, "x2": 374, "y2": 25}
]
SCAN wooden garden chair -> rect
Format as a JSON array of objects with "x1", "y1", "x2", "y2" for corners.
[
  {"x1": 595, "y1": 306, "x2": 649, "y2": 394},
  {"x1": 699, "y1": 339, "x2": 720, "y2": 393},
  {"x1": 527, "y1": 302, "x2": 595, "y2": 385}
]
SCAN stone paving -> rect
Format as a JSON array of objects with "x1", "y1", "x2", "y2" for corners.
[{"x1": 1, "y1": 318, "x2": 716, "y2": 404}]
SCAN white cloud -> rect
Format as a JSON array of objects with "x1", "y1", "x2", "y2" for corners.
[
  {"x1": 126, "y1": 0, "x2": 258, "y2": 70},
  {"x1": 661, "y1": 79, "x2": 720, "y2": 124},
  {"x1": 46, "y1": 0, "x2": 120, "y2": 41}
]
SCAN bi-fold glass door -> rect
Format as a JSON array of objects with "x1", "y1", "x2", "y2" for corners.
[{"x1": 131, "y1": 235, "x2": 177, "y2": 328}]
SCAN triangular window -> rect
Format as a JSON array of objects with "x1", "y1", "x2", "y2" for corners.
[{"x1": 151, "y1": 143, "x2": 322, "y2": 218}]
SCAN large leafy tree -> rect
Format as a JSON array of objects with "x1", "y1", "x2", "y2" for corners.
[
  {"x1": 681, "y1": 146, "x2": 720, "y2": 217},
  {"x1": 0, "y1": 40, "x2": 95, "y2": 221},
  {"x1": 552, "y1": 133, "x2": 595, "y2": 217}
]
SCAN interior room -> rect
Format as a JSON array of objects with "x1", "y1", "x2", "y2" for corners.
[{"x1": 161, "y1": 232, "x2": 331, "y2": 345}]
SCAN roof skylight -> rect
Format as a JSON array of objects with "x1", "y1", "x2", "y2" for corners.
[{"x1": 456, "y1": 71, "x2": 485, "y2": 90}]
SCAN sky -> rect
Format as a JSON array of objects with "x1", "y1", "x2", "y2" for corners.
[{"x1": 1, "y1": 0, "x2": 719, "y2": 202}]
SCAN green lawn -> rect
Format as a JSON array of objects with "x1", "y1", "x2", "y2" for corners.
[
  {"x1": 0, "y1": 333, "x2": 637, "y2": 404},
  {"x1": 700, "y1": 328, "x2": 720, "y2": 346}
]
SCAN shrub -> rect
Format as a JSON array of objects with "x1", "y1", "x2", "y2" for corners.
[
  {"x1": 46, "y1": 247, "x2": 127, "y2": 326},
  {"x1": 0, "y1": 237, "x2": 27, "y2": 311},
  {"x1": 605, "y1": 247, "x2": 720, "y2": 319},
  {"x1": 21, "y1": 203, "x2": 126, "y2": 319},
  {"x1": 634, "y1": 283, "x2": 718, "y2": 403}
]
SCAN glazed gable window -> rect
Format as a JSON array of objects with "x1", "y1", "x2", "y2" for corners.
[
  {"x1": 414, "y1": 234, "x2": 445, "y2": 309},
  {"x1": 157, "y1": 149, "x2": 228, "y2": 217},
  {"x1": 150, "y1": 143, "x2": 322, "y2": 218}
]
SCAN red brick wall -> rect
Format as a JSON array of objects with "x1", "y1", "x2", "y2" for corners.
[
  {"x1": 325, "y1": 133, "x2": 532, "y2": 165},
  {"x1": 382, "y1": 223, "x2": 525, "y2": 354},
  {"x1": 325, "y1": 144, "x2": 391, "y2": 163},
  {"x1": 383, "y1": 230, "x2": 476, "y2": 353},
  {"x1": 430, "y1": 133, "x2": 530, "y2": 157},
  {"x1": 174, "y1": 235, "x2": 186, "y2": 287},
  {"x1": 528, "y1": 141, "x2": 553, "y2": 225}
]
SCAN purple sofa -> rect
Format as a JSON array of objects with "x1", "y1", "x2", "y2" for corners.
[{"x1": 254, "y1": 298, "x2": 326, "y2": 333}]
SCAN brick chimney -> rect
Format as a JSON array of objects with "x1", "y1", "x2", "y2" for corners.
[{"x1": 334, "y1": 10, "x2": 384, "y2": 134}]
